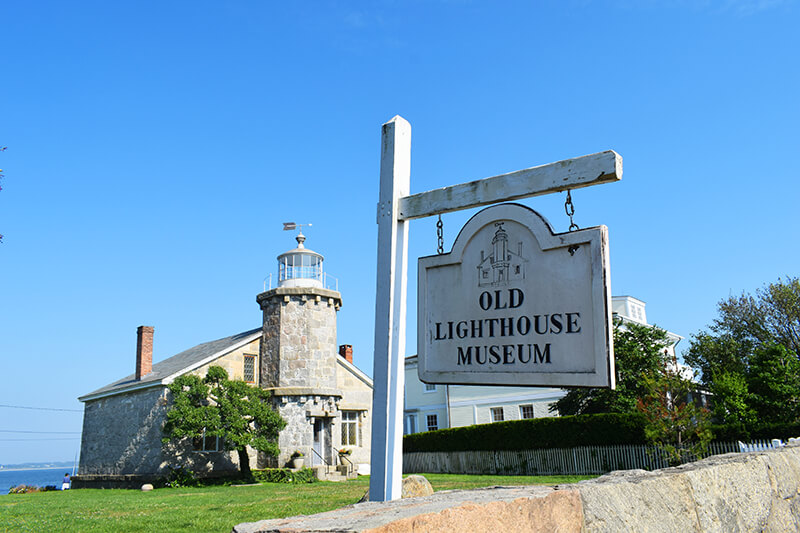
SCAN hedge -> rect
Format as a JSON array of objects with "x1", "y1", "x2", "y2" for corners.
[
  {"x1": 403, "y1": 414, "x2": 800, "y2": 454},
  {"x1": 402, "y1": 413, "x2": 649, "y2": 453},
  {"x1": 709, "y1": 421, "x2": 800, "y2": 443},
  {"x1": 251, "y1": 468, "x2": 318, "y2": 484}
]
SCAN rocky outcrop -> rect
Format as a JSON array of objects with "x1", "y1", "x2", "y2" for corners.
[
  {"x1": 579, "y1": 445, "x2": 800, "y2": 532},
  {"x1": 232, "y1": 445, "x2": 800, "y2": 532},
  {"x1": 233, "y1": 486, "x2": 583, "y2": 533}
]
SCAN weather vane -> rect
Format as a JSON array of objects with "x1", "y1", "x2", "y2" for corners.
[
  {"x1": 283, "y1": 222, "x2": 312, "y2": 248},
  {"x1": 282, "y1": 222, "x2": 312, "y2": 232}
]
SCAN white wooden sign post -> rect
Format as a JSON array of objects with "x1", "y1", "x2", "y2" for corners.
[{"x1": 369, "y1": 115, "x2": 622, "y2": 502}]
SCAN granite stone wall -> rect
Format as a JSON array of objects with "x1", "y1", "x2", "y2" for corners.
[
  {"x1": 78, "y1": 385, "x2": 248, "y2": 477},
  {"x1": 266, "y1": 393, "x2": 340, "y2": 468},
  {"x1": 78, "y1": 387, "x2": 169, "y2": 475},
  {"x1": 257, "y1": 287, "x2": 342, "y2": 390}
]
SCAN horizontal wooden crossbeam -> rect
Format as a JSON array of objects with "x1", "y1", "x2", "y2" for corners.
[{"x1": 398, "y1": 150, "x2": 622, "y2": 220}]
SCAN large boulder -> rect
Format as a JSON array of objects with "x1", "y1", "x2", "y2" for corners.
[
  {"x1": 401, "y1": 475, "x2": 434, "y2": 499},
  {"x1": 357, "y1": 474, "x2": 435, "y2": 503}
]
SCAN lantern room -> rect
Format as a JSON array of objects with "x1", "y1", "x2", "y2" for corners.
[{"x1": 277, "y1": 231, "x2": 324, "y2": 288}]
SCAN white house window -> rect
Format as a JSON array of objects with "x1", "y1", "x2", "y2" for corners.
[
  {"x1": 491, "y1": 407, "x2": 505, "y2": 422},
  {"x1": 426, "y1": 414, "x2": 438, "y2": 432},
  {"x1": 341, "y1": 411, "x2": 359, "y2": 446},
  {"x1": 193, "y1": 430, "x2": 223, "y2": 452},
  {"x1": 424, "y1": 383, "x2": 436, "y2": 392},
  {"x1": 520, "y1": 404, "x2": 535, "y2": 419},
  {"x1": 243, "y1": 354, "x2": 256, "y2": 383}
]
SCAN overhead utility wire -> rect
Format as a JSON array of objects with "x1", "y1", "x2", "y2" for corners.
[
  {"x1": 0, "y1": 403, "x2": 82, "y2": 413},
  {"x1": 0, "y1": 430, "x2": 81, "y2": 434},
  {"x1": 0, "y1": 437, "x2": 79, "y2": 442}
]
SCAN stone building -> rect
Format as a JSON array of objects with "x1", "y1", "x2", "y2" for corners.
[{"x1": 76, "y1": 233, "x2": 372, "y2": 482}]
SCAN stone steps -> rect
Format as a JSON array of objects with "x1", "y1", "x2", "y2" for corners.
[{"x1": 312, "y1": 464, "x2": 357, "y2": 482}]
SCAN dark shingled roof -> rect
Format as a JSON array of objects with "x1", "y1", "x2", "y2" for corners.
[{"x1": 79, "y1": 328, "x2": 262, "y2": 401}]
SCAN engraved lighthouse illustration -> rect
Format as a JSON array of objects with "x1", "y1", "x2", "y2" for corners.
[{"x1": 476, "y1": 222, "x2": 528, "y2": 287}]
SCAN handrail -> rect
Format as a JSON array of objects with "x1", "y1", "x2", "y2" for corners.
[
  {"x1": 260, "y1": 272, "x2": 338, "y2": 291},
  {"x1": 310, "y1": 447, "x2": 329, "y2": 466}
]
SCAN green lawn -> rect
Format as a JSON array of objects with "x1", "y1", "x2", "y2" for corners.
[{"x1": 0, "y1": 474, "x2": 593, "y2": 533}]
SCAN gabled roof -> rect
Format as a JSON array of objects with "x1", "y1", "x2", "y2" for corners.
[
  {"x1": 337, "y1": 354, "x2": 373, "y2": 388},
  {"x1": 78, "y1": 328, "x2": 262, "y2": 402}
]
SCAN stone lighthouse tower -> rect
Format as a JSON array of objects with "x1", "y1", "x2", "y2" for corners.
[{"x1": 256, "y1": 230, "x2": 344, "y2": 468}]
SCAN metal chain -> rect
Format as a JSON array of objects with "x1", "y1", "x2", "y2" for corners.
[
  {"x1": 565, "y1": 190, "x2": 579, "y2": 232},
  {"x1": 436, "y1": 215, "x2": 444, "y2": 255}
]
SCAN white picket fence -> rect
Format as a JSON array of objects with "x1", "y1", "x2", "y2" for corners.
[{"x1": 403, "y1": 440, "x2": 782, "y2": 476}]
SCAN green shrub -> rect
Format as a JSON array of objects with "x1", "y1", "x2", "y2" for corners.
[
  {"x1": 403, "y1": 413, "x2": 648, "y2": 452},
  {"x1": 708, "y1": 423, "x2": 750, "y2": 442},
  {"x1": 251, "y1": 468, "x2": 317, "y2": 484},
  {"x1": 161, "y1": 465, "x2": 198, "y2": 488},
  {"x1": 750, "y1": 421, "x2": 800, "y2": 441},
  {"x1": 710, "y1": 420, "x2": 800, "y2": 443}
]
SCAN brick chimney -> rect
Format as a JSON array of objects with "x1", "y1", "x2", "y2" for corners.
[
  {"x1": 136, "y1": 326, "x2": 154, "y2": 380},
  {"x1": 338, "y1": 344, "x2": 353, "y2": 364}
]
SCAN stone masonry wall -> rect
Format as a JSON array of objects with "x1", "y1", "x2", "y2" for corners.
[
  {"x1": 257, "y1": 287, "x2": 342, "y2": 390},
  {"x1": 269, "y1": 394, "x2": 339, "y2": 468},
  {"x1": 78, "y1": 387, "x2": 168, "y2": 475},
  {"x1": 78, "y1": 385, "x2": 247, "y2": 477}
]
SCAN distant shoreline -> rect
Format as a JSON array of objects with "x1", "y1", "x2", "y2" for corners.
[{"x1": 0, "y1": 467, "x2": 72, "y2": 472}]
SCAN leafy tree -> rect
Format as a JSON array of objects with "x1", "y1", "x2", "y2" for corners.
[
  {"x1": 636, "y1": 353, "x2": 712, "y2": 466},
  {"x1": 162, "y1": 366, "x2": 286, "y2": 476},
  {"x1": 759, "y1": 280, "x2": 800, "y2": 356},
  {"x1": 747, "y1": 344, "x2": 800, "y2": 423},
  {"x1": 684, "y1": 278, "x2": 800, "y2": 426},
  {"x1": 707, "y1": 370, "x2": 755, "y2": 428},
  {"x1": 685, "y1": 278, "x2": 800, "y2": 383},
  {"x1": 552, "y1": 322, "x2": 671, "y2": 416},
  {"x1": 684, "y1": 332, "x2": 749, "y2": 386}
]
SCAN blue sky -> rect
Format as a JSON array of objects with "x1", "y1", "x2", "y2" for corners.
[{"x1": 1, "y1": 0, "x2": 798, "y2": 464}]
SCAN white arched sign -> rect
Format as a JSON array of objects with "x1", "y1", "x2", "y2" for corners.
[{"x1": 418, "y1": 203, "x2": 614, "y2": 388}]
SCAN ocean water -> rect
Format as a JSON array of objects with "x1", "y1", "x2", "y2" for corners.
[{"x1": 0, "y1": 467, "x2": 72, "y2": 494}]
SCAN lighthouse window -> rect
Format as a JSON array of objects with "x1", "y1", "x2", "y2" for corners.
[{"x1": 243, "y1": 354, "x2": 256, "y2": 383}]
